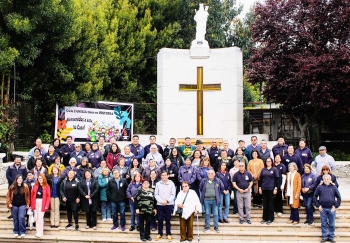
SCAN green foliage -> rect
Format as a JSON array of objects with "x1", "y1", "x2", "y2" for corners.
[
  {"x1": 0, "y1": 103, "x2": 18, "y2": 151},
  {"x1": 39, "y1": 130, "x2": 52, "y2": 144},
  {"x1": 312, "y1": 150, "x2": 350, "y2": 162}
]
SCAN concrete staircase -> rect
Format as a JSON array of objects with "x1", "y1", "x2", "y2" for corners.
[{"x1": 0, "y1": 190, "x2": 349, "y2": 243}]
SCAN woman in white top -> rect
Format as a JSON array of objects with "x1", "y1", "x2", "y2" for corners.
[{"x1": 174, "y1": 181, "x2": 202, "y2": 242}]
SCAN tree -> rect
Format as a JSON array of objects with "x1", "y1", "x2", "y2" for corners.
[{"x1": 247, "y1": 0, "x2": 350, "y2": 138}]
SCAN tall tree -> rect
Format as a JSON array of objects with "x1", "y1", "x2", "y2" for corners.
[{"x1": 247, "y1": 0, "x2": 350, "y2": 138}]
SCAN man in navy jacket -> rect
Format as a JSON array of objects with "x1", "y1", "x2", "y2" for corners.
[
  {"x1": 295, "y1": 138, "x2": 313, "y2": 166},
  {"x1": 282, "y1": 145, "x2": 304, "y2": 174}
]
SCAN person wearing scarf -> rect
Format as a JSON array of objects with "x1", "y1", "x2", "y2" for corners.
[
  {"x1": 216, "y1": 163, "x2": 232, "y2": 223},
  {"x1": 285, "y1": 162, "x2": 301, "y2": 224},
  {"x1": 78, "y1": 169, "x2": 100, "y2": 230},
  {"x1": 30, "y1": 158, "x2": 48, "y2": 180},
  {"x1": 126, "y1": 173, "x2": 143, "y2": 231},
  {"x1": 215, "y1": 150, "x2": 233, "y2": 172},
  {"x1": 232, "y1": 148, "x2": 248, "y2": 168},
  {"x1": 173, "y1": 181, "x2": 202, "y2": 242}
]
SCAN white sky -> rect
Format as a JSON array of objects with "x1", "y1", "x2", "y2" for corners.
[{"x1": 237, "y1": 0, "x2": 262, "y2": 17}]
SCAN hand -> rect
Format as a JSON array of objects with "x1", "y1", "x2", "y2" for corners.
[
  {"x1": 243, "y1": 189, "x2": 249, "y2": 193},
  {"x1": 153, "y1": 209, "x2": 157, "y2": 215},
  {"x1": 126, "y1": 175, "x2": 130, "y2": 179},
  {"x1": 331, "y1": 206, "x2": 336, "y2": 212},
  {"x1": 273, "y1": 188, "x2": 277, "y2": 195},
  {"x1": 294, "y1": 194, "x2": 298, "y2": 200},
  {"x1": 26, "y1": 205, "x2": 29, "y2": 209},
  {"x1": 136, "y1": 209, "x2": 140, "y2": 214},
  {"x1": 162, "y1": 200, "x2": 168, "y2": 205},
  {"x1": 319, "y1": 205, "x2": 323, "y2": 211},
  {"x1": 45, "y1": 207, "x2": 48, "y2": 211},
  {"x1": 259, "y1": 188, "x2": 262, "y2": 195},
  {"x1": 194, "y1": 210, "x2": 198, "y2": 215},
  {"x1": 85, "y1": 195, "x2": 90, "y2": 199},
  {"x1": 177, "y1": 203, "x2": 183, "y2": 208},
  {"x1": 76, "y1": 198, "x2": 80, "y2": 203},
  {"x1": 9, "y1": 204, "x2": 12, "y2": 208},
  {"x1": 304, "y1": 188, "x2": 309, "y2": 193},
  {"x1": 131, "y1": 197, "x2": 134, "y2": 202},
  {"x1": 239, "y1": 189, "x2": 244, "y2": 193},
  {"x1": 62, "y1": 198, "x2": 67, "y2": 202}
]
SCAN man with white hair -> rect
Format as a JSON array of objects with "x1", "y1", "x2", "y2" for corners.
[
  {"x1": 144, "y1": 144, "x2": 164, "y2": 168},
  {"x1": 313, "y1": 174, "x2": 341, "y2": 243},
  {"x1": 28, "y1": 138, "x2": 47, "y2": 160}
]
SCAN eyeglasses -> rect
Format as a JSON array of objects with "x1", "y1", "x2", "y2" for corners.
[
  {"x1": 239, "y1": 165, "x2": 245, "y2": 167},
  {"x1": 182, "y1": 185, "x2": 189, "y2": 187}
]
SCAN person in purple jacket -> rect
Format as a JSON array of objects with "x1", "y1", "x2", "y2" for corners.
[
  {"x1": 128, "y1": 135, "x2": 144, "y2": 165},
  {"x1": 87, "y1": 143, "x2": 104, "y2": 171},
  {"x1": 61, "y1": 136, "x2": 75, "y2": 167},
  {"x1": 126, "y1": 173, "x2": 143, "y2": 231},
  {"x1": 295, "y1": 138, "x2": 313, "y2": 166},
  {"x1": 215, "y1": 163, "x2": 231, "y2": 224},
  {"x1": 282, "y1": 145, "x2": 304, "y2": 174},
  {"x1": 272, "y1": 136, "x2": 288, "y2": 158},
  {"x1": 301, "y1": 163, "x2": 317, "y2": 225},
  {"x1": 178, "y1": 158, "x2": 197, "y2": 190}
]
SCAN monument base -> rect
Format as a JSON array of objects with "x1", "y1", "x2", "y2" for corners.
[{"x1": 190, "y1": 40, "x2": 210, "y2": 58}]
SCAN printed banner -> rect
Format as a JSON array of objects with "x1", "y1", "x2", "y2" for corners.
[{"x1": 55, "y1": 101, "x2": 133, "y2": 142}]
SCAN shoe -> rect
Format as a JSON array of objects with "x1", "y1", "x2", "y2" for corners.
[
  {"x1": 204, "y1": 227, "x2": 210, "y2": 232},
  {"x1": 35, "y1": 234, "x2": 42, "y2": 238},
  {"x1": 214, "y1": 227, "x2": 220, "y2": 233},
  {"x1": 328, "y1": 239, "x2": 336, "y2": 243},
  {"x1": 188, "y1": 240, "x2": 192, "y2": 242},
  {"x1": 14, "y1": 234, "x2": 18, "y2": 238},
  {"x1": 107, "y1": 218, "x2": 113, "y2": 221},
  {"x1": 155, "y1": 234, "x2": 162, "y2": 241},
  {"x1": 223, "y1": 219, "x2": 229, "y2": 223},
  {"x1": 180, "y1": 240, "x2": 185, "y2": 242},
  {"x1": 277, "y1": 212, "x2": 282, "y2": 216},
  {"x1": 260, "y1": 220, "x2": 267, "y2": 224},
  {"x1": 75, "y1": 224, "x2": 79, "y2": 230},
  {"x1": 304, "y1": 220, "x2": 309, "y2": 224},
  {"x1": 151, "y1": 228, "x2": 156, "y2": 231},
  {"x1": 7, "y1": 215, "x2": 13, "y2": 219},
  {"x1": 167, "y1": 235, "x2": 172, "y2": 241},
  {"x1": 129, "y1": 226, "x2": 135, "y2": 231},
  {"x1": 121, "y1": 226, "x2": 125, "y2": 231},
  {"x1": 65, "y1": 223, "x2": 73, "y2": 229},
  {"x1": 21, "y1": 234, "x2": 25, "y2": 238},
  {"x1": 111, "y1": 225, "x2": 118, "y2": 230},
  {"x1": 141, "y1": 239, "x2": 147, "y2": 242},
  {"x1": 147, "y1": 237, "x2": 152, "y2": 241},
  {"x1": 93, "y1": 226, "x2": 97, "y2": 230},
  {"x1": 247, "y1": 220, "x2": 252, "y2": 224},
  {"x1": 266, "y1": 220, "x2": 273, "y2": 225},
  {"x1": 258, "y1": 205, "x2": 262, "y2": 208},
  {"x1": 287, "y1": 220, "x2": 294, "y2": 224},
  {"x1": 233, "y1": 211, "x2": 238, "y2": 214},
  {"x1": 253, "y1": 204, "x2": 258, "y2": 208},
  {"x1": 219, "y1": 219, "x2": 224, "y2": 223},
  {"x1": 85, "y1": 226, "x2": 90, "y2": 229},
  {"x1": 102, "y1": 218, "x2": 107, "y2": 222},
  {"x1": 320, "y1": 239, "x2": 327, "y2": 243},
  {"x1": 308, "y1": 221, "x2": 314, "y2": 225},
  {"x1": 292, "y1": 221, "x2": 299, "y2": 225},
  {"x1": 55, "y1": 226, "x2": 59, "y2": 228},
  {"x1": 50, "y1": 225, "x2": 55, "y2": 228},
  {"x1": 239, "y1": 219, "x2": 244, "y2": 224}
]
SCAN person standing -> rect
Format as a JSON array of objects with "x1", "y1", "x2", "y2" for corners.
[
  {"x1": 207, "y1": 139, "x2": 221, "y2": 168},
  {"x1": 232, "y1": 162, "x2": 253, "y2": 224},
  {"x1": 129, "y1": 135, "x2": 144, "y2": 164},
  {"x1": 274, "y1": 154, "x2": 286, "y2": 216},
  {"x1": 314, "y1": 146, "x2": 336, "y2": 175},
  {"x1": 247, "y1": 150, "x2": 264, "y2": 208},
  {"x1": 44, "y1": 145, "x2": 59, "y2": 167},
  {"x1": 6, "y1": 156, "x2": 27, "y2": 188},
  {"x1": 87, "y1": 142, "x2": 104, "y2": 171},
  {"x1": 259, "y1": 158, "x2": 279, "y2": 225},
  {"x1": 282, "y1": 145, "x2": 304, "y2": 174},
  {"x1": 28, "y1": 138, "x2": 47, "y2": 160},
  {"x1": 145, "y1": 144, "x2": 164, "y2": 168},
  {"x1": 144, "y1": 135, "x2": 164, "y2": 159},
  {"x1": 126, "y1": 173, "x2": 143, "y2": 231},
  {"x1": 178, "y1": 157, "x2": 197, "y2": 190},
  {"x1": 237, "y1": 139, "x2": 251, "y2": 160},
  {"x1": 174, "y1": 181, "x2": 202, "y2": 242},
  {"x1": 161, "y1": 158, "x2": 179, "y2": 189},
  {"x1": 216, "y1": 163, "x2": 231, "y2": 223},
  {"x1": 98, "y1": 167, "x2": 112, "y2": 222},
  {"x1": 107, "y1": 170, "x2": 128, "y2": 231},
  {"x1": 232, "y1": 148, "x2": 248, "y2": 168},
  {"x1": 199, "y1": 169, "x2": 224, "y2": 233},
  {"x1": 272, "y1": 136, "x2": 288, "y2": 158},
  {"x1": 229, "y1": 159, "x2": 240, "y2": 214},
  {"x1": 6, "y1": 175, "x2": 30, "y2": 238},
  {"x1": 70, "y1": 143, "x2": 86, "y2": 165},
  {"x1": 60, "y1": 170, "x2": 80, "y2": 230},
  {"x1": 106, "y1": 143, "x2": 122, "y2": 170},
  {"x1": 61, "y1": 136, "x2": 75, "y2": 167},
  {"x1": 47, "y1": 167, "x2": 63, "y2": 228},
  {"x1": 121, "y1": 145, "x2": 135, "y2": 167},
  {"x1": 301, "y1": 163, "x2": 317, "y2": 225},
  {"x1": 247, "y1": 136, "x2": 261, "y2": 152},
  {"x1": 78, "y1": 170, "x2": 100, "y2": 230},
  {"x1": 222, "y1": 140, "x2": 235, "y2": 158},
  {"x1": 315, "y1": 165, "x2": 339, "y2": 188},
  {"x1": 134, "y1": 180, "x2": 157, "y2": 242},
  {"x1": 258, "y1": 139, "x2": 274, "y2": 161},
  {"x1": 169, "y1": 148, "x2": 184, "y2": 168},
  {"x1": 47, "y1": 156, "x2": 65, "y2": 175},
  {"x1": 313, "y1": 174, "x2": 341, "y2": 243},
  {"x1": 162, "y1": 138, "x2": 177, "y2": 160},
  {"x1": 31, "y1": 174, "x2": 51, "y2": 238},
  {"x1": 154, "y1": 171, "x2": 176, "y2": 241},
  {"x1": 178, "y1": 137, "x2": 196, "y2": 160},
  {"x1": 285, "y1": 162, "x2": 301, "y2": 225},
  {"x1": 27, "y1": 149, "x2": 47, "y2": 171},
  {"x1": 295, "y1": 138, "x2": 313, "y2": 166}
]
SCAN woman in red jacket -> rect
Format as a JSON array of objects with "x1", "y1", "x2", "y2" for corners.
[
  {"x1": 106, "y1": 143, "x2": 121, "y2": 170},
  {"x1": 30, "y1": 174, "x2": 51, "y2": 238}
]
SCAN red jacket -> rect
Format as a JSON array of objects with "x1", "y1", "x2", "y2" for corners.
[
  {"x1": 106, "y1": 152, "x2": 121, "y2": 170},
  {"x1": 30, "y1": 184, "x2": 51, "y2": 212}
]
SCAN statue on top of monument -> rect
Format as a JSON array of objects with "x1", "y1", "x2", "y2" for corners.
[{"x1": 194, "y1": 3, "x2": 209, "y2": 44}]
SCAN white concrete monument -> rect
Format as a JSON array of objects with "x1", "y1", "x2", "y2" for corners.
[{"x1": 157, "y1": 3, "x2": 243, "y2": 142}]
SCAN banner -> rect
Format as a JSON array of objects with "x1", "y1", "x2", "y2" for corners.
[{"x1": 55, "y1": 101, "x2": 133, "y2": 142}]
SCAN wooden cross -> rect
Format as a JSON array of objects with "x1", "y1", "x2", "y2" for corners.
[{"x1": 179, "y1": 67, "x2": 221, "y2": 135}]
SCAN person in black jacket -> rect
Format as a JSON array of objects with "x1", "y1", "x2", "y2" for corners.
[
  {"x1": 78, "y1": 169, "x2": 100, "y2": 230},
  {"x1": 60, "y1": 170, "x2": 80, "y2": 230},
  {"x1": 161, "y1": 158, "x2": 179, "y2": 188},
  {"x1": 148, "y1": 170, "x2": 159, "y2": 231},
  {"x1": 107, "y1": 170, "x2": 128, "y2": 231}
]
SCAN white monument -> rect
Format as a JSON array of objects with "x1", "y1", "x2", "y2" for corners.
[{"x1": 157, "y1": 3, "x2": 243, "y2": 142}]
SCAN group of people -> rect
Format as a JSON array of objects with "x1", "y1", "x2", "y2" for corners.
[{"x1": 5, "y1": 135, "x2": 341, "y2": 243}]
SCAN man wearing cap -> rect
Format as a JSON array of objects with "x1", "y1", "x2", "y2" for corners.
[
  {"x1": 178, "y1": 137, "x2": 196, "y2": 159},
  {"x1": 295, "y1": 138, "x2": 313, "y2": 166},
  {"x1": 238, "y1": 140, "x2": 251, "y2": 160},
  {"x1": 191, "y1": 140, "x2": 209, "y2": 158},
  {"x1": 314, "y1": 146, "x2": 336, "y2": 175},
  {"x1": 247, "y1": 136, "x2": 261, "y2": 153},
  {"x1": 207, "y1": 139, "x2": 221, "y2": 167},
  {"x1": 272, "y1": 136, "x2": 288, "y2": 158}
]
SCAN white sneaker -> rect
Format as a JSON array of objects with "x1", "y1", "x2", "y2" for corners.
[
  {"x1": 14, "y1": 234, "x2": 18, "y2": 238},
  {"x1": 102, "y1": 218, "x2": 107, "y2": 222},
  {"x1": 107, "y1": 218, "x2": 113, "y2": 221},
  {"x1": 277, "y1": 212, "x2": 282, "y2": 216},
  {"x1": 21, "y1": 234, "x2": 25, "y2": 238}
]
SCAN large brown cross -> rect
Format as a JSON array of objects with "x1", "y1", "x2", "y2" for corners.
[{"x1": 179, "y1": 67, "x2": 221, "y2": 135}]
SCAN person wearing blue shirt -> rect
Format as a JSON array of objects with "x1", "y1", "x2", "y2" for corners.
[
  {"x1": 295, "y1": 139, "x2": 313, "y2": 166},
  {"x1": 282, "y1": 145, "x2": 304, "y2": 174},
  {"x1": 301, "y1": 163, "x2": 317, "y2": 225},
  {"x1": 129, "y1": 135, "x2": 144, "y2": 164}
]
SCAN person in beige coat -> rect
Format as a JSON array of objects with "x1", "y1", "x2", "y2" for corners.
[
  {"x1": 285, "y1": 162, "x2": 301, "y2": 224},
  {"x1": 247, "y1": 150, "x2": 264, "y2": 208}
]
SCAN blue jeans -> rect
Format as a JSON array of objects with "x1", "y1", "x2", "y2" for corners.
[
  {"x1": 101, "y1": 201, "x2": 111, "y2": 219},
  {"x1": 157, "y1": 205, "x2": 173, "y2": 236},
  {"x1": 320, "y1": 208, "x2": 336, "y2": 240},
  {"x1": 304, "y1": 195, "x2": 314, "y2": 221},
  {"x1": 12, "y1": 205, "x2": 26, "y2": 235},
  {"x1": 219, "y1": 193, "x2": 230, "y2": 220},
  {"x1": 129, "y1": 202, "x2": 139, "y2": 227},
  {"x1": 111, "y1": 201, "x2": 126, "y2": 227},
  {"x1": 204, "y1": 200, "x2": 218, "y2": 228}
]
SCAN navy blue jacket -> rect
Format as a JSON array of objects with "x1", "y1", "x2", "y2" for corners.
[
  {"x1": 126, "y1": 181, "x2": 143, "y2": 204},
  {"x1": 272, "y1": 144, "x2": 288, "y2": 158},
  {"x1": 178, "y1": 165, "x2": 197, "y2": 185},
  {"x1": 161, "y1": 163, "x2": 179, "y2": 186},
  {"x1": 143, "y1": 144, "x2": 163, "y2": 159},
  {"x1": 315, "y1": 174, "x2": 338, "y2": 190},
  {"x1": 313, "y1": 184, "x2": 341, "y2": 209},
  {"x1": 44, "y1": 152, "x2": 59, "y2": 167},
  {"x1": 6, "y1": 164, "x2": 27, "y2": 187},
  {"x1": 207, "y1": 147, "x2": 221, "y2": 168},
  {"x1": 199, "y1": 177, "x2": 224, "y2": 206},
  {"x1": 295, "y1": 146, "x2": 313, "y2": 166},
  {"x1": 215, "y1": 171, "x2": 232, "y2": 191},
  {"x1": 61, "y1": 144, "x2": 75, "y2": 166},
  {"x1": 196, "y1": 166, "x2": 214, "y2": 181},
  {"x1": 282, "y1": 153, "x2": 304, "y2": 174},
  {"x1": 70, "y1": 150, "x2": 87, "y2": 165},
  {"x1": 128, "y1": 143, "x2": 144, "y2": 164}
]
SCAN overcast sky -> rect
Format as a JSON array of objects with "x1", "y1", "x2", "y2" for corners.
[{"x1": 237, "y1": 0, "x2": 262, "y2": 17}]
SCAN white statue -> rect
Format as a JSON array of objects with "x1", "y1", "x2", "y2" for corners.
[{"x1": 194, "y1": 3, "x2": 209, "y2": 44}]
